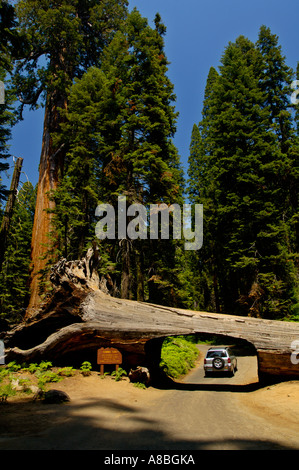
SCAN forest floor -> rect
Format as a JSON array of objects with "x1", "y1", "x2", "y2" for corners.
[
  {"x1": 237, "y1": 379, "x2": 299, "y2": 431},
  {"x1": 1, "y1": 367, "x2": 299, "y2": 445},
  {"x1": 0, "y1": 371, "x2": 165, "y2": 438}
]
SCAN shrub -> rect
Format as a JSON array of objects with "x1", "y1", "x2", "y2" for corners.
[
  {"x1": 111, "y1": 367, "x2": 127, "y2": 382},
  {"x1": 6, "y1": 361, "x2": 21, "y2": 372},
  {"x1": 0, "y1": 368, "x2": 10, "y2": 381},
  {"x1": 0, "y1": 382, "x2": 16, "y2": 401},
  {"x1": 38, "y1": 361, "x2": 53, "y2": 371},
  {"x1": 37, "y1": 371, "x2": 62, "y2": 389},
  {"x1": 160, "y1": 336, "x2": 199, "y2": 379},
  {"x1": 22, "y1": 361, "x2": 52, "y2": 374},
  {"x1": 26, "y1": 363, "x2": 40, "y2": 374},
  {"x1": 133, "y1": 382, "x2": 146, "y2": 389},
  {"x1": 80, "y1": 361, "x2": 92, "y2": 376},
  {"x1": 57, "y1": 367, "x2": 75, "y2": 377}
]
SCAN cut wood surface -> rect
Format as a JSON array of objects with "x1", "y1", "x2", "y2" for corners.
[{"x1": 3, "y1": 248, "x2": 299, "y2": 381}]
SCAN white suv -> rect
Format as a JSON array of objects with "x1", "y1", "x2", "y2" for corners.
[{"x1": 204, "y1": 346, "x2": 237, "y2": 376}]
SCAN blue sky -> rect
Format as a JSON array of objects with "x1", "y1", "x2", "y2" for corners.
[{"x1": 6, "y1": 0, "x2": 299, "y2": 187}]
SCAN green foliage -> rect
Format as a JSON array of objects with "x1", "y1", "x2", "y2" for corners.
[
  {"x1": 14, "y1": 0, "x2": 129, "y2": 115},
  {"x1": 0, "y1": 382, "x2": 15, "y2": 401},
  {"x1": 0, "y1": 0, "x2": 20, "y2": 71},
  {"x1": 5, "y1": 361, "x2": 21, "y2": 372},
  {"x1": 100, "y1": 9, "x2": 184, "y2": 303},
  {"x1": 0, "y1": 70, "x2": 17, "y2": 203},
  {"x1": 21, "y1": 360, "x2": 52, "y2": 373},
  {"x1": 51, "y1": 9, "x2": 185, "y2": 303},
  {"x1": 100, "y1": 372, "x2": 111, "y2": 379},
  {"x1": 50, "y1": 67, "x2": 109, "y2": 260},
  {"x1": 160, "y1": 336, "x2": 199, "y2": 379},
  {"x1": 0, "y1": 367, "x2": 10, "y2": 381},
  {"x1": 111, "y1": 367, "x2": 127, "y2": 381},
  {"x1": 187, "y1": 27, "x2": 298, "y2": 320},
  {"x1": 100, "y1": 9, "x2": 182, "y2": 205},
  {"x1": 57, "y1": 366, "x2": 75, "y2": 377},
  {"x1": 37, "y1": 361, "x2": 52, "y2": 370},
  {"x1": 80, "y1": 361, "x2": 92, "y2": 376},
  {"x1": 133, "y1": 382, "x2": 146, "y2": 389},
  {"x1": 0, "y1": 360, "x2": 130, "y2": 402},
  {"x1": 23, "y1": 363, "x2": 39, "y2": 373},
  {"x1": 0, "y1": 1, "x2": 24, "y2": 203},
  {"x1": 0, "y1": 182, "x2": 36, "y2": 323},
  {"x1": 0, "y1": 361, "x2": 58, "y2": 398},
  {"x1": 37, "y1": 371, "x2": 62, "y2": 389}
]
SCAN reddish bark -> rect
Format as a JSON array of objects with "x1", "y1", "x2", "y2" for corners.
[{"x1": 27, "y1": 95, "x2": 67, "y2": 316}]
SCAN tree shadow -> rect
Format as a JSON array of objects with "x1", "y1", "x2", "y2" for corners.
[{"x1": 0, "y1": 396, "x2": 296, "y2": 451}]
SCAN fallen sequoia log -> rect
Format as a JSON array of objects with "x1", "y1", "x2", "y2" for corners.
[{"x1": 2, "y1": 248, "x2": 299, "y2": 383}]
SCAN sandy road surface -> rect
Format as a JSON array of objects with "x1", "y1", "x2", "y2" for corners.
[{"x1": 1, "y1": 345, "x2": 299, "y2": 450}]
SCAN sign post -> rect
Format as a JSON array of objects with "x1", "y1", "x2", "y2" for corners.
[{"x1": 97, "y1": 347, "x2": 122, "y2": 375}]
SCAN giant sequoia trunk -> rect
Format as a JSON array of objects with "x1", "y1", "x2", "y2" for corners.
[
  {"x1": 27, "y1": 90, "x2": 67, "y2": 315},
  {"x1": 4, "y1": 247, "x2": 299, "y2": 383}
]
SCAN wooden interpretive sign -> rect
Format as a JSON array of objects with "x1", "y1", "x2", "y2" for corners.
[{"x1": 97, "y1": 347, "x2": 122, "y2": 375}]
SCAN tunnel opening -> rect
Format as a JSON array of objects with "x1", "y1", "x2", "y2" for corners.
[{"x1": 145, "y1": 333, "x2": 259, "y2": 388}]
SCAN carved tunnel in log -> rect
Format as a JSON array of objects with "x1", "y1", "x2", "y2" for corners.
[
  {"x1": 2, "y1": 251, "x2": 299, "y2": 385},
  {"x1": 3, "y1": 287, "x2": 299, "y2": 384}
]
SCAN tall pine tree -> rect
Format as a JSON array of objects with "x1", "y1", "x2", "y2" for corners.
[
  {"x1": 0, "y1": 0, "x2": 20, "y2": 203},
  {"x1": 188, "y1": 29, "x2": 298, "y2": 319},
  {"x1": 99, "y1": 9, "x2": 184, "y2": 300},
  {"x1": 0, "y1": 182, "x2": 36, "y2": 323},
  {"x1": 52, "y1": 9, "x2": 185, "y2": 303}
]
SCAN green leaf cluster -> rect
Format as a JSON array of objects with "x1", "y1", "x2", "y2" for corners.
[{"x1": 160, "y1": 336, "x2": 199, "y2": 379}]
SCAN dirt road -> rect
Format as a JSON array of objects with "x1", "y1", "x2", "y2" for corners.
[{"x1": 1, "y1": 345, "x2": 299, "y2": 450}]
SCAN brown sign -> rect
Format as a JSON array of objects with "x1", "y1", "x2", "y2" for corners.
[{"x1": 97, "y1": 347, "x2": 122, "y2": 365}]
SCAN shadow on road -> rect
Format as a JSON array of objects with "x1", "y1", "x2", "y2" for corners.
[
  {"x1": 155, "y1": 378, "x2": 261, "y2": 393},
  {"x1": 0, "y1": 396, "x2": 295, "y2": 450}
]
